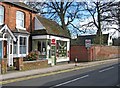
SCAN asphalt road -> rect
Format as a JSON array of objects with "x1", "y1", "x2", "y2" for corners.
[{"x1": 3, "y1": 62, "x2": 119, "y2": 87}]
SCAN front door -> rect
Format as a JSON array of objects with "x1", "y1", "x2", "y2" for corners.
[{"x1": 7, "y1": 39, "x2": 13, "y2": 67}]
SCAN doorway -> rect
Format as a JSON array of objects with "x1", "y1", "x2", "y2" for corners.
[{"x1": 7, "y1": 38, "x2": 13, "y2": 67}]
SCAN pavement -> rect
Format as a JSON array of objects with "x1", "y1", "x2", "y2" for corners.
[{"x1": 0, "y1": 58, "x2": 119, "y2": 81}]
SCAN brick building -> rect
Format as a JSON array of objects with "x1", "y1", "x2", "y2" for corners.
[
  {"x1": 0, "y1": 2, "x2": 37, "y2": 67},
  {"x1": 0, "y1": 2, "x2": 70, "y2": 67}
]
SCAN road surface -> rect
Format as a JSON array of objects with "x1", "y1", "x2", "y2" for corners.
[{"x1": 3, "y1": 62, "x2": 119, "y2": 87}]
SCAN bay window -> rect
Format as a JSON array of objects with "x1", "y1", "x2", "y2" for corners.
[
  {"x1": 16, "y1": 11, "x2": 24, "y2": 28},
  {"x1": 0, "y1": 5, "x2": 4, "y2": 25},
  {"x1": 20, "y1": 37, "x2": 27, "y2": 54}
]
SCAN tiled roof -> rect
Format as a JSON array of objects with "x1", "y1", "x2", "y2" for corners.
[
  {"x1": 4, "y1": 2, "x2": 38, "y2": 13},
  {"x1": 12, "y1": 28, "x2": 30, "y2": 34},
  {"x1": 32, "y1": 15, "x2": 70, "y2": 38}
]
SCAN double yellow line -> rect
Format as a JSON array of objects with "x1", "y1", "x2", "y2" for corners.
[
  {"x1": 0, "y1": 66, "x2": 83, "y2": 85},
  {"x1": 0, "y1": 61, "x2": 108, "y2": 85}
]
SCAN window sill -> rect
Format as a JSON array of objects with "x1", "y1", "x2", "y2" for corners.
[
  {"x1": 16, "y1": 26, "x2": 26, "y2": 30},
  {"x1": 13, "y1": 54, "x2": 27, "y2": 57}
]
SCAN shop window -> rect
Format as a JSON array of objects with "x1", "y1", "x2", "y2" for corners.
[
  {"x1": 57, "y1": 41, "x2": 67, "y2": 57},
  {"x1": 38, "y1": 41, "x2": 46, "y2": 55},
  {"x1": 0, "y1": 5, "x2": 4, "y2": 25},
  {"x1": 20, "y1": 37, "x2": 26, "y2": 54}
]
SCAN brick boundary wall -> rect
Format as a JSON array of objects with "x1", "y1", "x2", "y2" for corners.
[
  {"x1": 70, "y1": 45, "x2": 119, "y2": 62},
  {"x1": 13, "y1": 58, "x2": 48, "y2": 71},
  {"x1": 22, "y1": 60, "x2": 48, "y2": 71},
  {"x1": 90, "y1": 45, "x2": 119, "y2": 61}
]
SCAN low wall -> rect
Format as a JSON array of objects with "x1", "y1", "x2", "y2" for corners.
[
  {"x1": 22, "y1": 60, "x2": 48, "y2": 71},
  {"x1": 91, "y1": 45, "x2": 119, "y2": 61},
  {"x1": 70, "y1": 45, "x2": 119, "y2": 62}
]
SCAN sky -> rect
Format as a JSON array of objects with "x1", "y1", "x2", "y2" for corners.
[{"x1": 4, "y1": 0, "x2": 119, "y2": 39}]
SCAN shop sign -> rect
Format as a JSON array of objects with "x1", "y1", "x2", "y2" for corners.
[{"x1": 51, "y1": 39, "x2": 56, "y2": 45}]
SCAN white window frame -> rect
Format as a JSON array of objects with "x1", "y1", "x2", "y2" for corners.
[
  {"x1": 16, "y1": 11, "x2": 25, "y2": 29},
  {"x1": 0, "y1": 5, "x2": 4, "y2": 25},
  {"x1": 13, "y1": 35, "x2": 29, "y2": 57},
  {"x1": 19, "y1": 36, "x2": 27, "y2": 54}
]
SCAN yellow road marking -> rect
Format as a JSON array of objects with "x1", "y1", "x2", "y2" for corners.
[
  {"x1": 0, "y1": 62, "x2": 111, "y2": 85},
  {"x1": 0, "y1": 66, "x2": 85, "y2": 85}
]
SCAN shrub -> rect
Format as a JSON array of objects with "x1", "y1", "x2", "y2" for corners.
[{"x1": 26, "y1": 50, "x2": 40, "y2": 61}]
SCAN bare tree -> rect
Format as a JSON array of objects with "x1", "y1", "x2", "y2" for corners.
[
  {"x1": 27, "y1": 0, "x2": 86, "y2": 36},
  {"x1": 79, "y1": 0, "x2": 119, "y2": 44},
  {"x1": 106, "y1": 1, "x2": 120, "y2": 32},
  {"x1": 26, "y1": 0, "x2": 119, "y2": 42}
]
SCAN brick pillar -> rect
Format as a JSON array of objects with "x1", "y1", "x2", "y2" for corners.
[
  {"x1": 18, "y1": 57, "x2": 23, "y2": 70},
  {"x1": 1, "y1": 58, "x2": 7, "y2": 74},
  {"x1": 13, "y1": 57, "x2": 23, "y2": 70}
]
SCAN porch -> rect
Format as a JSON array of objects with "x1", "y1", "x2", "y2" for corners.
[{"x1": 0, "y1": 24, "x2": 29, "y2": 68}]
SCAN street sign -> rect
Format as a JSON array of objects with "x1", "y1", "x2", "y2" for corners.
[{"x1": 85, "y1": 39, "x2": 91, "y2": 48}]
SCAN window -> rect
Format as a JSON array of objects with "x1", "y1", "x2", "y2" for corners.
[
  {"x1": 20, "y1": 37, "x2": 26, "y2": 54},
  {"x1": 38, "y1": 41, "x2": 46, "y2": 55},
  {"x1": 57, "y1": 41, "x2": 67, "y2": 57},
  {"x1": 13, "y1": 41, "x2": 17, "y2": 54},
  {"x1": 16, "y1": 11, "x2": 24, "y2": 28},
  {"x1": 0, "y1": 5, "x2": 4, "y2": 25}
]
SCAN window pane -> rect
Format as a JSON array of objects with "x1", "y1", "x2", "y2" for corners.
[
  {"x1": 57, "y1": 41, "x2": 67, "y2": 57},
  {"x1": 0, "y1": 6, "x2": 4, "y2": 15},
  {"x1": 20, "y1": 46, "x2": 26, "y2": 54},
  {"x1": 20, "y1": 37, "x2": 26, "y2": 45},
  {"x1": 0, "y1": 5, "x2": 4, "y2": 24},
  {"x1": 38, "y1": 41, "x2": 42, "y2": 52},
  {"x1": 0, "y1": 16, "x2": 3, "y2": 23},
  {"x1": 10, "y1": 45, "x2": 12, "y2": 54},
  {"x1": 20, "y1": 37, "x2": 26, "y2": 54},
  {"x1": 13, "y1": 42, "x2": 17, "y2": 54},
  {"x1": 38, "y1": 41, "x2": 46, "y2": 55}
]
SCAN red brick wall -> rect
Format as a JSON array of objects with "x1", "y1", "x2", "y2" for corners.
[
  {"x1": 70, "y1": 46, "x2": 89, "y2": 62},
  {"x1": 70, "y1": 45, "x2": 119, "y2": 62},
  {"x1": 22, "y1": 60, "x2": 48, "y2": 71},
  {"x1": 0, "y1": 2, "x2": 36, "y2": 32},
  {"x1": 91, "y1": 45, "x2": 119, "y2": 61}
]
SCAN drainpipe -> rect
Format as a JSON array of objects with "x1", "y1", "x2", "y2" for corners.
[{"x1": 30, "y1": 11, "x2": 32, "y2": 51}]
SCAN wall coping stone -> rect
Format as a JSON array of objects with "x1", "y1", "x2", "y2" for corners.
[{"x1": 23, "y1": 59, "x2": 48, "y2": 63}]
